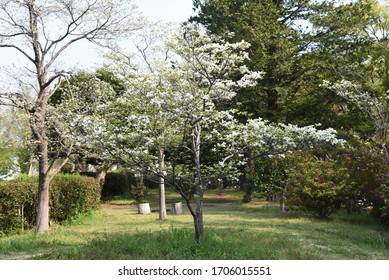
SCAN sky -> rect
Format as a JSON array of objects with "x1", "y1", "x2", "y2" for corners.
[
  {"x1": 134, "y1": 0, "x2": 195, "y2": 23},
  {"x1": 62, "y1": 0, "x2": 196, "y2": 70},
  {"x1": 0, "y1": 0, "x2": 196, "y2": 74}
]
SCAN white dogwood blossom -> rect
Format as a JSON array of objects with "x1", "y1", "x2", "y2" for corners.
[{"x1": 325, "y1": 79, "x2": 389, "y2": 162}]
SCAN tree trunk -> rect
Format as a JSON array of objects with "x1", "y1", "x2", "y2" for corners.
[
  {"x1": 194, "y1": 187, "x2": 205, "y2": 242},
  {"x1": 242, "y1": 146, "x2": 255, "y2": 203},
  {"x1": 96, "y1": 166, "x2": 108, "y2": 195},
  {"x1": 36, "y1": 137, "x2": 51, "y2": 233},
  {"x1": 158, "y1": 147, "x2": 167, "y2": 221},
  {"x1": 193, "y1": 121, "x2": 204, "y2": 242}
]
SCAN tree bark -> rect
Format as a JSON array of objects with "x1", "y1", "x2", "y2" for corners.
[
  {"x1": 194, "y1": 187, "x2": 205, "y2": 242},
  {"x1": 193, "y1": 121, "x2": 204, "y2": 242},
  {"x1": 158, "y1": 147, "x2": 167, "y2": 221},
  {"x1": 36, "y1": 132, "x2": 51, "y2": 233},
  {"x1": 96, "y1": 166, "x2": 108, "y2": 195}
]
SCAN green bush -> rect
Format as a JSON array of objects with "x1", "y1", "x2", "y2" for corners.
[
  {"x1": 286, "y1": 153, "x2": 354, "y2": 218},
  {"x1": 50, "y1": 174, "x2": 100, "y2": 222},
  {"x1": 101, "y1": 169, "x2": 130, "y2": 197},
  {"x1": 0, "y1": 174, "x2": 100, "y2": 234},
  {"x1": 375, "y1": 174, "x2": 389, "y2": 226},
  {"x1": 342, "y1": 151, "x2": 389, "y2": 225},
  {"x1": 0, "y1": 180, "x2": 37, "y2": 233},
  {"x1": 130, "y1": 176, "x2": 148, "y2": 202}
]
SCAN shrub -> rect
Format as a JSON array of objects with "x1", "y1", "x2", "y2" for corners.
[
  {"x1": 342, "y1": 151, "x2": 389, "y2": 225},
  {"x1": 375, "y1": 174, "x2": 389, "y2": 226},
  {"x1": 101, "y1": 169, "x2": 130, "y2": 197},
  {"x1": 0, "y1": 180, "x2": 37, "y2": 233},
  {"x1": 0, "y1": 174, "x2": 100, "y2": 234},
  {"x1": 50, "y1": 174, "x2": 100, "y2": 222},
  {"x1": 79, "y1": 171, "x2": 97, "y2": 178},
  {"x1": 130, "y1": 175, "x2": 148, "y2": 202},
  {"x1": 286, "y1": 153, "x2": 354, "y2": 218}
]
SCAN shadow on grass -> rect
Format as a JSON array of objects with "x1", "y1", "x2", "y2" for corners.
[{"x1": 35, "y1": 227, "x2": 312, "y2": 260}]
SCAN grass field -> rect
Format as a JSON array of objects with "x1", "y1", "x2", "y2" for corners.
[{"x1": 0, "y1": 188, "x2": 388, "y2": 260}]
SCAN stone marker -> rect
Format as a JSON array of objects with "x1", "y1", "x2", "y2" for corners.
[
  {"x1": 137, "y1": 202, "x2": 151, "y2": 214},
  {"x1": 171, "y1": 201, "x2": 183, "y2": 215}
]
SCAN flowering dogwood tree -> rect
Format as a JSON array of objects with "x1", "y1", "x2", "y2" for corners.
[
  {"x1": 87, "y1": 23, "x2": 345, "y2": 242},
  {"x1": 90, "y1": 23, "x2": 261, "y2": 239}
]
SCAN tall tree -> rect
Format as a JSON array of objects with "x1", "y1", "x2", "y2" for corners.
[
  {"x1": 325, "y1": 0, "x2": 389, "y2": 161},
  {"x1": 0, "y1": 0, "x2": 141, "y2": 233},
  {"x1": 191, "y1": 0, "x2": 306, "y2": 122},
  {"x1": 190, "y1": 0, "x2": 377, "y2": 133}
]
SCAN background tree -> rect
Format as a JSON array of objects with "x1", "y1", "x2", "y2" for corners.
[
  {"x1": 190, "y1": 0, "x2": 379, "y2": 133},
  {"x1": 325, "y1": 0, "x2": 389, "y2": 161},
  {"x1": 0, "y1": 107, "x2": 34, "y2": 179},
  {"x1": 0, "y1": 0, "x2": 141, "y2": 233},
  {"x1": 50, "y1": 70, "x2": 123, "y2": 192},
  {"x1": 190, "y1": 0, "x2": 383, "y2": 201}
]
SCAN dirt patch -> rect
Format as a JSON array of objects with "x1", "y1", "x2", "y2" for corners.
[
  {"x1": 100, "y1": 204, "x2": 136, "y2": 209},
  {"x1": 0, "y1": 249, "x2": 53, "y2": 260},
  {"x1": 205, "y1": 192, "x2": 236, "y2": 204}
]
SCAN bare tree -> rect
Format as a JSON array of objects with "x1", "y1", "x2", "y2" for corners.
[{"x1": 0, "y1": 0, "x2": 142, "y2": 233}]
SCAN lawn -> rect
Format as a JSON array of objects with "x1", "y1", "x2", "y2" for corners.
[{"x1": 0, "y1": 188, "x2": 388, "y2": 259}]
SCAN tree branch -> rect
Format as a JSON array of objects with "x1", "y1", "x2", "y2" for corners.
[{"x1": 0, "y1": 44, "x2": 35, "y2": 64}]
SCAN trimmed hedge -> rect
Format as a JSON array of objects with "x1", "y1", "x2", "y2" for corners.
[
  {"x1": 102, "y1": 169, "x2": 130, "y2": 197},
  {"x1": 50, "y1": 174, "x2": 100, "y2": 222},
  {"x1": 79, "y1": 169, "x2": 156, "y2": 198},
  {"x1": 0, "y1": 181, "x2": 37, "y2": 233},
  {"x1": 0, "y1": 174, "x2": 100, "y2": 234}
]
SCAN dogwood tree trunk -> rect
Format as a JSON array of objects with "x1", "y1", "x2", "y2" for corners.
[
  {"x1": 158, "y1": 147, "x2": 167, "y2": 221},
  {"x1": 193, "y1": 121, "x2": 204, "y2": 242}
]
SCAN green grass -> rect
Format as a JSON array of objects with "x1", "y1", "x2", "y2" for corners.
[{"x1": 0, "y1": 188, "x2": 388, "y2": 260}]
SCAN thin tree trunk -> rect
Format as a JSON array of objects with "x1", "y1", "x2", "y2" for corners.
[
  {"x1": 242, "y1": 146, "x2": 255, "y2": 203},
  {"x1": 158, "y1": 147, "x2": 167, "y2": 221},
  {"x1": 193, "y1": 121, "x2": 204, "y2": 242},
  {"x1": 194, "y1": 187, "x2": 204, "y2": 242}
]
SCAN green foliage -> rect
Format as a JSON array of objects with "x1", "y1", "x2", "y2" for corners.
[
  {"x1": 129, "y1": 176, "x2": 148, "y2": 203},
  {"x1": 0, "y1": 174, "x2": 100, "y2": 234},
  {"x1": 191, "y1": 0, "x2": 380, "y2": 144},
  {"x1": 50, "y1": 174, "x2": 100, "y2": 222},
  {"x1": 101, "y1": 169, "x2": 130, "y2": 197},
  {"x1": 343, "y1": 151, "x2": 389, "y2": 225},
  {"x1": 251, "y1": 156, "x2": 288, "y2": 199},
  {"x1": 0, "y1": 180, "x2": 37, "y2": 234},
  {"x1": 286, "y1": 153, "x2": 354, "y2": 218}
]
